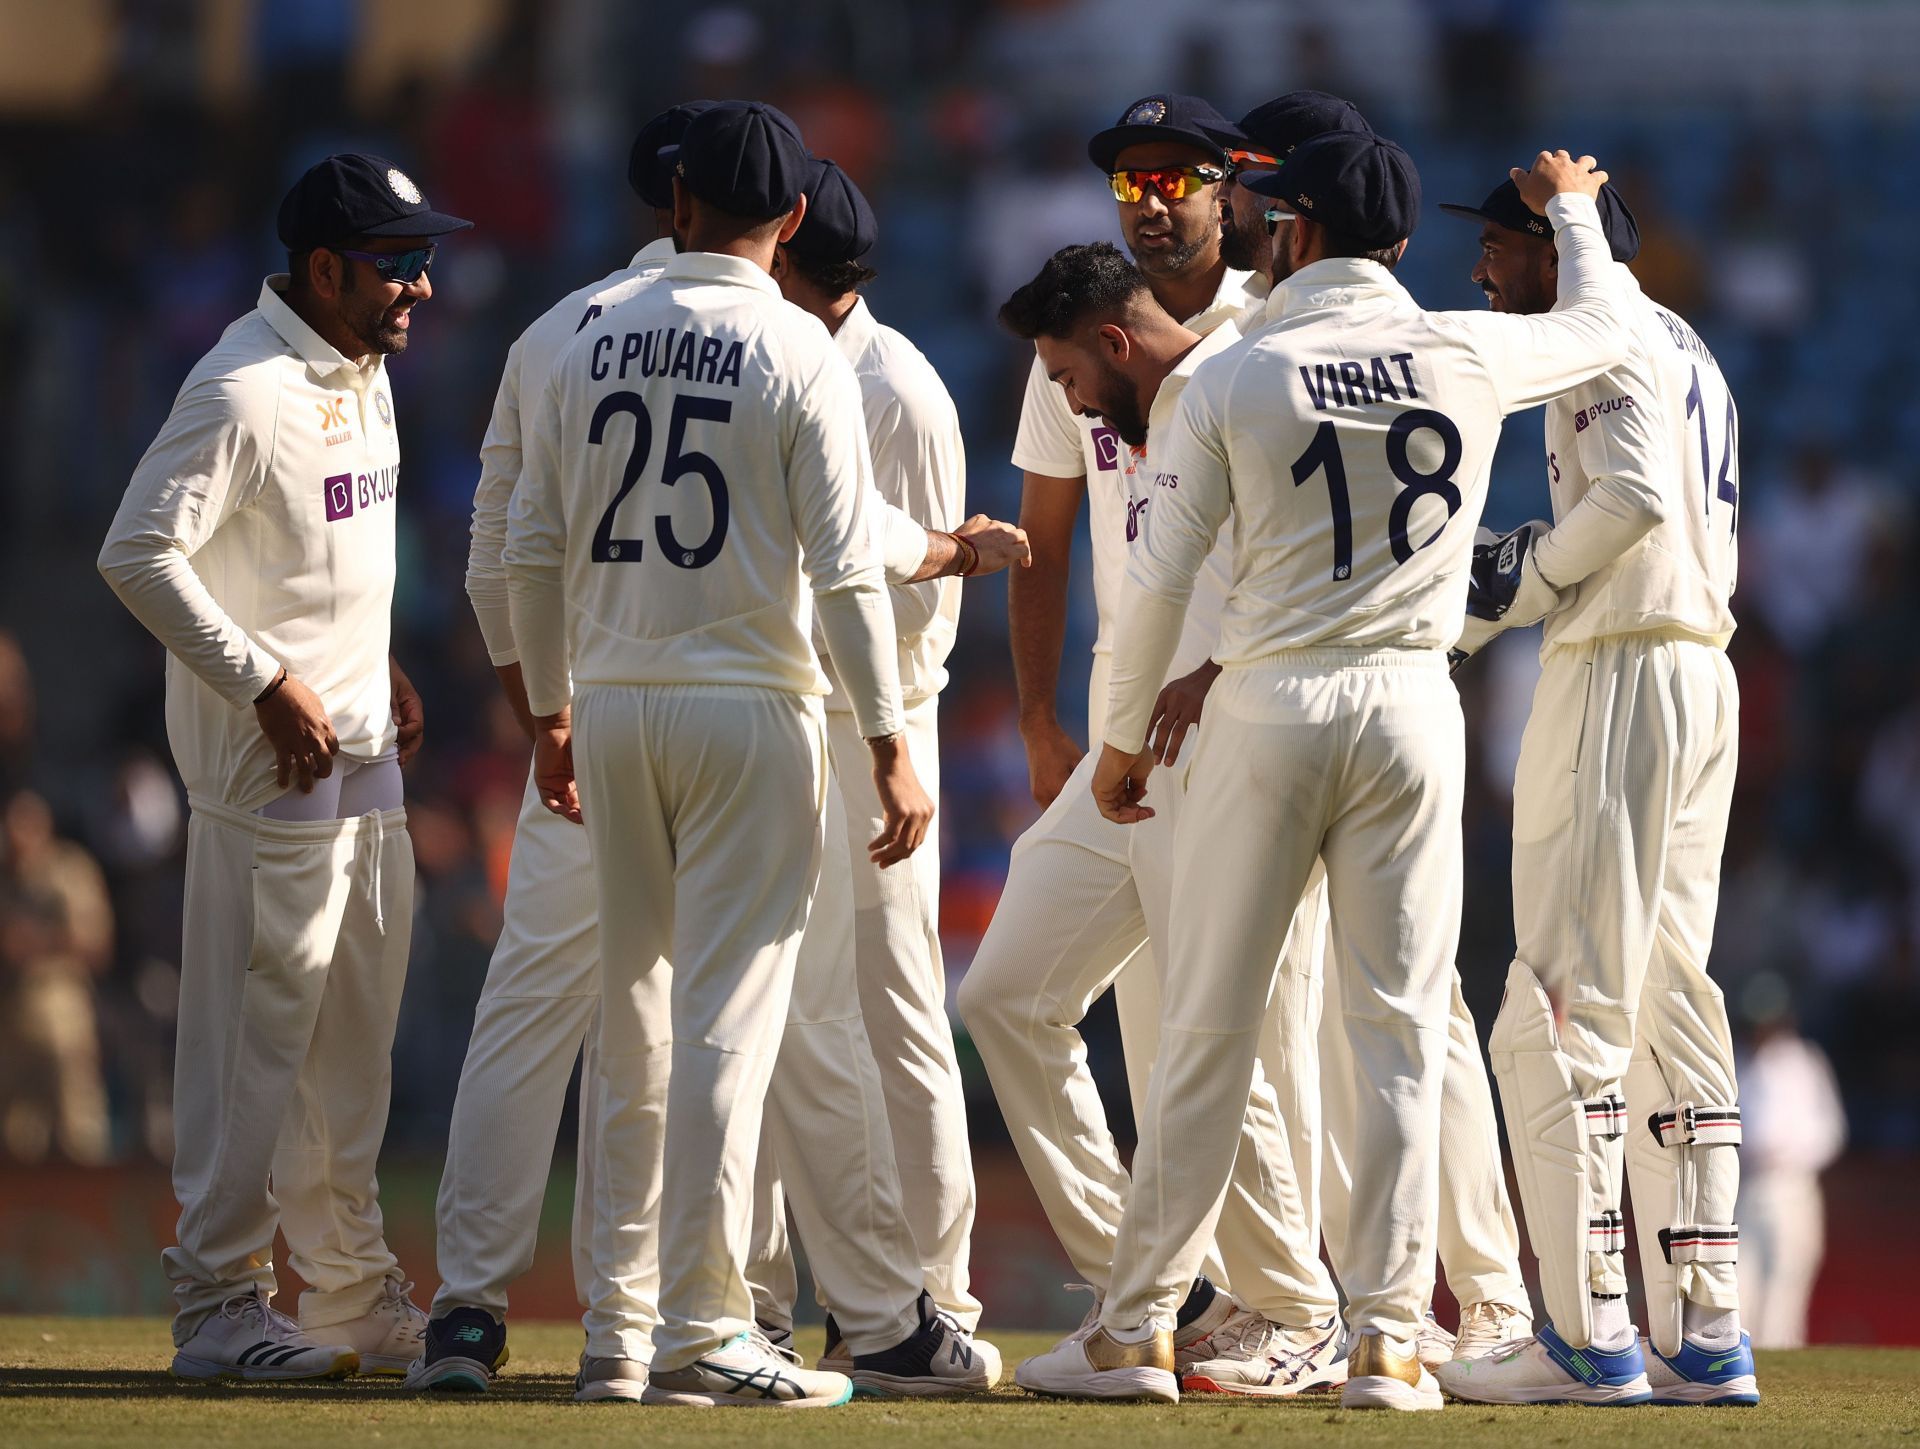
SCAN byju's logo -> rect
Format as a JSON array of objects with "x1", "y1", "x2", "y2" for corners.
[
  {"x1": 324, "y1": 472, "x2": 354, "y2": 522},
  {"x1": 1091, "y1": 426, "x2": 1120, "y2": 471},
  {"x1": 1125, "y1": 494, "x2": 1150, "y2": 541}
]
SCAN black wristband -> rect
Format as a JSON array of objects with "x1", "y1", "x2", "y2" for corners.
[{"x1": 254, "y1": 667, "x2": 288, "y2": 705}]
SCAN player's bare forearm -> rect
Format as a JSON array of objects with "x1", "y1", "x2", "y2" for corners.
[
  {"x1": 904, "y1": 515, "x2": 1031, "y2": 583},
  {"x1": 492, "y1": 660, "x2": 538, "y2": 744},
  {"x1": 390, "y1": 654, "x2": 425, "y2": 766},
  {"x1": 1009, "y1": 472, "x2": 1082, "y2": 732}
]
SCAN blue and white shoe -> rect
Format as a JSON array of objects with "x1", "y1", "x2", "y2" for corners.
[
  {"x1": 642, "y1": 1330, "x2": 853, "y2": 1407},
  {"x1": 1643, "y1": 1333, "x2": 1760, "y2": 1406},
  {"x1": 403, "y1": 1306, "x2": 508, "y2": 1392},
  {"x1": 1436, "y1": 1323, "x2": 1652, "y2": 1405},
  {"x1": 850, "y1": 1293, "x2": 1001, "y2": 1397}
]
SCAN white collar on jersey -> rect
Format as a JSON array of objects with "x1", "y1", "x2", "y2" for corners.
[
  {"x1": 658, "y1": 249, "x2": 783, "y2": 297},
  {"x1": 831, "y1": 294, "x2": 878, "y2": 366},
  {"x1": 1188, "y1": 266, "x2": 1269, "y2": 335},
  {"x1": 257, "y1": 276, "x2": 373, "y2": 381},
  {"x1": 629, "y1": 236, "x2": 678, "y2": 271},
  {"x1": 1263, "y1": 257, "x2": 1413, "y2": 323}
]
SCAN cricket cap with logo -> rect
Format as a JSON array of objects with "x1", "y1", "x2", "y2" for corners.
[
  {"x1": 1440, "y1": 176, "x2": 1642, "y2": 262},
  {"x1": 629, "y1": 100, "x2": 720, "y2": 208},
  {"x1": 668, "y1": 100, "x2": 811, "y2": 219},
  {"x1": 1237, "y1": 130, "x2": 1421, "y2": 249},
  {"x1": 277, "y1": 153, "x2": 473, "y2": 250},
  {"x1": 1088, "y1": 93, "x2": 1240, "y2": 172}
]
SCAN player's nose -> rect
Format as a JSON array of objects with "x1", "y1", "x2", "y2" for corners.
[{"x1": 405, "y1": 271, "x2": 432, "y2": 302}]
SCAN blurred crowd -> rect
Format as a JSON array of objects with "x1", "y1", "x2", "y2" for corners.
[{"x1": 0, "y1": 0, "x2": 1914, "y2": 1202}]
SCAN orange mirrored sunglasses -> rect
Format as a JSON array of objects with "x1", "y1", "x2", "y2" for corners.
[{"x1": 1107, "y1": 164, "x2": 1227, "y2": 203}]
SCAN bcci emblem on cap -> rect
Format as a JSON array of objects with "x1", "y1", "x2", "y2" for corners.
[
  {"x1": 386, "y1": 168, "x2": 423, "y2": 205},
  {"x1": 1126, "y1": 98, "x2": 1168, "y2": 125}
]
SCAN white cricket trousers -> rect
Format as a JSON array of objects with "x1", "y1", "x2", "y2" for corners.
[
  {"x1": 746, "y1": 745, "x2": 924, "y2": 1354},
  {"x1": 1104, "y1": 652, "x2": 1460, "y2": 1345},
  {"x1": 431, "y1": 769, "x2": 654, "y2": 1351},
  {"x1": 960, "y1": 675, "x2": 1337, "y2": 1328},
  {"x1": 575, "y1": 682, "x2": 825, "y2": 1372},
  {"x1": 166, "y1": 797, "x2": 413, "y2": 1342},
  {"x1": 1495, "y1": 634, "x2": 1741, "y2": 1354}
]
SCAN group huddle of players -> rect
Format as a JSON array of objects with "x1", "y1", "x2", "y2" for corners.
[{"x1": 98, "y1": 82, "x2": 1755, "y2": 1413}]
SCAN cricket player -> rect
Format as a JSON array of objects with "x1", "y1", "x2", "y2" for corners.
[
  {"x1": 1018, "y1": 136, "x2": 1630, "y2": 1409},
  {"x1": 506, "y1": 101, "x2": 933, "y2": 1409},
  {"x1": 960, "y1": 93, "x2": 1344, "y2": 1394},
  {"x1": 747, "y1": 158, "x2": 997, "y2": 1384},
  {"x1": 428, "y1": 114, "x2": 1022, "y2": 1400},
  {"x1": 1434, "y1": 173, "x2": 1755, "y2": 1406},
  {"x1": 1218, "y1": 92, "x2": 1534, "y2": 1366},
  {"x1": 98, "y1": 154, "x2": 470, "y2": 1379}
]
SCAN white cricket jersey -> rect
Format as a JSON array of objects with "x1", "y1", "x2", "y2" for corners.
[
  {"x1": 1010, "y1": 266, "x2": 1268, "y2": 659},
  {"x1": 506, "y1": 251, "x2": 905, "y2": 742},
  {"x1": 1106, "y1": 193, "x2": 1632, "y2": 754},
  {"x1": 819, "y1": 297, "x2": 966, "y2": 710},
  {"x1": 99, "y1": 277, "x2": 401, "y2": 812},
  {"x1": 1536, "y1": 277, "x2": 1739, "y2": 648},
  {"x1": 467, "y1": 238, "x2": 678, "y2": 666}
]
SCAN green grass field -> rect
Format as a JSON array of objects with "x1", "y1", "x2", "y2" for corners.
[{"x1": 3, "y1": 1319, "x2": 1917, "y2": 1447}]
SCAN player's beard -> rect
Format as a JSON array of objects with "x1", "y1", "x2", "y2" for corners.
[
  {"x1": 1093, "y1": 357, "x2": 1149, "y2": 447},
  {"x1": 1220, "y1": 209, "x2": 1267, "y2": 274},
  {"x1": 341, "y1": 269, "x2": 411, "y2": 356}
]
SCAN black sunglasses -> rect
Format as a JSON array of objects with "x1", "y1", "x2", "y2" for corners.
[{"x1": 334, "y1": 244, "x2": 437, "y2": 285}]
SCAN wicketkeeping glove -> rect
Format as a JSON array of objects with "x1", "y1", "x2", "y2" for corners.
[{"x1": 1450, "y1": 518, "x2": 1561, "y2": 672}]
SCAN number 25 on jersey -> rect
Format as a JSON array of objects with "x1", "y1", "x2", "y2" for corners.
[{"x1": 589, "y1": 390, "x2": 733, "y2": 568}]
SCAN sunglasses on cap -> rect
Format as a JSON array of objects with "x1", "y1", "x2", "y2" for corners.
[
  {"x1": 1108, "y1": 164, "x2": 1227, "y2": 204},
  {"x1": 1225, "y1": 147, "x2": 1280, "y2": 175},
  {"x1": 333, "y1": 244, "x2": 438, "y2": 285}
]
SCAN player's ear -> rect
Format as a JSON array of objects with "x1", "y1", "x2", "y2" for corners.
[
  {"x1": 775, "y1": 193, "x2": 808, "y2": 245},
  {"x1": 672, "y1": 176, "x2": 694, "y2": 242},
  {"x1": 1096, "y1": 322, "x2": 1130, "y2": 363},
  {"x1": 307, "y1": 246, "x2": 345, "y2": 301}
]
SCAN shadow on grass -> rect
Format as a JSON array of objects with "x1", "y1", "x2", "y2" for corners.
[{"x1": 0, "y1": 1368, "x2": 581, "y2": 1402}]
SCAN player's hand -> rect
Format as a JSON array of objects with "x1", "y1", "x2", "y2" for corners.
[
  {"x1": 1147, "y1": 660, "x2": 1220, "y2": 767},
  {"x1": 955, "y1": 514, "x2": 1032, "y2": 576},
  {"x1": 1091, "y1": 741, "x2": 1155, "y2": 824},
  {"x1": 867, "y1": 734, "x2": 934, "y2": 867},
  {"x1": 389, "y1": 655, "x2": 425, "y2": 767},
  {"x1": 1512, "y1": 150, "x2": 1607, "y2": 212},
  {"x1": 1020, "y1": 716, "x2": 1085, "y2": 808},
  {"x1": 532, "y1": 710, "x2": 582, "y2": 825},
  {"x1": 256, "y1": 672, "x2": 339, "y2": 794}
]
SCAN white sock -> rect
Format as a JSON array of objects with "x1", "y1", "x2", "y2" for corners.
[
  {"x1": 1589, "y1": 1295, "x2": 1633, "y2": 1350},
  {"x1": 1682, "y1": 1301, "x2": 1740, "y2": 1349}
]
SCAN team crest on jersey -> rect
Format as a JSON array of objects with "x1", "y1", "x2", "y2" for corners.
[
  {"x1": 375, "y1": 390, "x2": 393, "y2": 427},
  {"x1": 1091, "y1": 426, "x2": 1120, "y2": 471},
  {"x1": 1125, "y1": 98, "x2": 1168, "y2": 125},
  {"x1": 387, "y1": 168, "x2": 423, "y2": 204}
]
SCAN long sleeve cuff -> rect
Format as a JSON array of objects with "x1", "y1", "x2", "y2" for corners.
[
  {"x1": 876, "y1": 500, "x2": 930, "y2": 585},
  {"x1": 1103, "y1": 589, "x2": 1190, "y2": 755},
  {"x1": 1544, "y1": 190, "x2": 1603, "y2": 238},
  {"x1": 815, "y1": 581, "x2": 906, "y2": 740},
  {"x1": 465, "y1": 581, "x2": 521, "y2": 666},
  {"x1": 506, "y1": 566, "x2": 570, "y2": 717}
]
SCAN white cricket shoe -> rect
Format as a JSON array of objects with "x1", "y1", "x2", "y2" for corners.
[
  {"x1": 1170, "y1": 1280, "x2": 1239, "y2": 1370},
  {"x1": 1016, "y1": 1322, "x2": 1177, "y2": 1402},
  {"x1": 1454, "y1": 1299, "x2": 1533, "y2": 1361},
  {"x1": 1435, "y1": 1325, "x2": 1652, "y2": 1405},
  {"x1": 1340, "y1": 1331, "x2": 1443, "y2": 1410},
  {"x1": 1416, "y1": 1312, "x2": 1458, "y2": 1370},
  {"x1": 849, "y1": 1294, "x2": 1002, "y2": 1397},
  {"x1": 575, "y1": 1354, "x2": 649, "y2": 1402},
  {"x1": 1181, "y1": 1313, "x2": 1347, "y2": 1397},
  {"x1": 170, "y1": 1290, "x2": 358, "y2": 1382},
  {"x1": 642, "y1": 1330, "x2": 853, "y2": 1407},
  {"x1": 323, "y1": 1276, "x2": 429, "y2": 1374}
]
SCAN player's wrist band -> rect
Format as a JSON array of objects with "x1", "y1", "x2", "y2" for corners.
[
  {"x1": 254, "y1": 666, "x2": 289, "y2": 705},
  {"x1": 951, "y1": 531, "x2": 980, "y2": 577}
]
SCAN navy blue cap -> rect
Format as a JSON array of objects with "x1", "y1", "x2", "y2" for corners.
[
  {"x1": 277, "y1": 153, "x2": 472, "y2": 250},
  {"x1": 1439, "y1": 178, "x2": 1641, "y2": 263},
  {"x1": 671, "y1": 101, "x2": 810, "y2": 219},
  {"x1": 1212, "y1": 90, "x2": 1373, "y2": 159},
  {"x1": 1088, "y1": 94, "x2": 1240, "y2": 173},
  {"x1": 1238, "y1": 131, "x2": 1420, "y2": 249},
  {"x1": 787, "y1": 158, "x2": 876, "y2": 264},
  {"x1": 629, "y1": 100, "x2": 718, "y2": 208}
]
